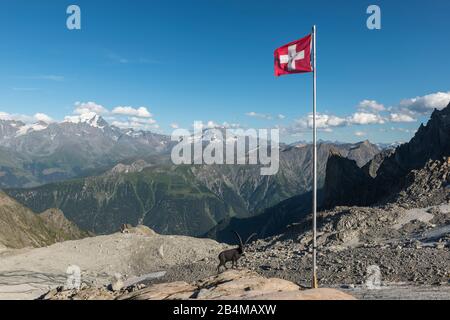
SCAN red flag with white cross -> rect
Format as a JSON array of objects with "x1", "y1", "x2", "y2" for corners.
[
  {"x1": 274, "y1": 27, "x2": 319, "y2": 289},
  {"x1": 274, "y1": 34, "x2": 312, "y2": 76}
]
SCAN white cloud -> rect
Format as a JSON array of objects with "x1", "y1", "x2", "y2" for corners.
[
  {"x1": 322, "y1": 114, "x2": 347, "y2": 127},
  {"x1": 389, "y1": 112, "x2": 416, "y2": 123},
  {"x1": 289, "y1": 113, "x2": 347, "y2": 134},
  {"x1": 357, "y1": 100, "x2": 385, "y2": 112},
  {"x1": 310, "y1": 114, "x2": 347, "y2": 128},
  {"x1": 0, "y1": 112, "x2": 14, "y2": 121},
  {"x1": 74, "y1": 101, "x2": 108, "y2": 115},
  {"x1": 222, "y1": 122, "x2": 241, "y2": 129},
  {"x1": 39, "y1": 75, "x2": 64, "y2": 81},
  {"x1": 0, "y1": 111, "x2": 52, "y2": 124},
  {"x1": 12, "y1": 87, "x2": 39, "y2": 91},
  {"x1": 296, "y1": 113, "x2": 346, "y2": 129},
  {"x1": 1, "y1": 112, "x2": 15, "y2": 121},
  {"x1": 33, "y1": 113, "x2": 54, "y2": 123},
  {"x1": 196, "y1": 120, "x2": 240, "y2": 129},
  {"x1": 107, "y1": 52, "x2": 159, "y2": 65},
  {"x1": 286, "y1": 110, "x2": 386, "y2": 136},
  {"x1": 354, "y1": 131, "x2": 366, "y2": 137},
  {"x1": 108, "y1": 52, "x2": 129, "y2": 64},
  {"x1": 206, "y1": 120, "x2": 220, "y2": 128},
  {"x1": 112, "y1": 106, "x2": 152, "y2": 118},
  {"x1": 112, "y1": 120, "x2": 159, "y2": 131},
  {"x1": 170, "y1": 123, "x2": 179, "y2": 129},
  {"x1": 398, "y1": 91, "x2": 450, "y2": 114},
  {"x1": 191, "y1": 121, "x2": 242, "y2": 131},
  {"x1": 389, "y1": 127, "x2": 416, "y2": 134},
  {"x1": 245, "y1": 112, "x2": 273, "y2": 120},
  {"x1": 110, "y1": 112, "x2": 158, "y2": 130},
  {"x1": 274, "y1": 91, "x2": 450, "y2": 139},
  {"x1": 110, "y1": 121, "x2": 129, "y2": 128},
  {"x1": 17, "y1": 75, "x2": 64, "y2": 82},
  {"x1": 245, "y1": 112, "x2": 285, "y2": 121},
  {"x1": 348, "y1": 112, "x2": 385, "y2": 125},
  {"x1": 129, "y1": 117, "x2": 156, "y2": 125}
]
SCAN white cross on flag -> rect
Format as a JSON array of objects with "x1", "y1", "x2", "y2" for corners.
[{"x1": 274, "y1": 34, "x2": 312, "y2": 76}]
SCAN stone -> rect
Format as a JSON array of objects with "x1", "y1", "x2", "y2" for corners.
[
  {"x1": 110, "y1": 273, "x2": 124, "y2": 292},
  {"x1": 42, "y1": 269, "x2": 355, "y2": 301}
]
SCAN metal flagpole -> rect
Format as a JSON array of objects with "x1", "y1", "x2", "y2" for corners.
[{"x1": 312, "y1": 25, "x2": 318, "y2": 289}]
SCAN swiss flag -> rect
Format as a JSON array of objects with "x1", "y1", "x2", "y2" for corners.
[{"x1": 274, "y1": 34, "x2": 312, "y2": 76}]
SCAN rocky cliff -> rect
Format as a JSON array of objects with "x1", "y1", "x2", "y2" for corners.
[{"x1": 324, "y1": 102, "x2": 450, "y2": 208}]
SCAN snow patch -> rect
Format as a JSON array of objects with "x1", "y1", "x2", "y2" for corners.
[
  {"x1": 63, "y1": 112, "x2": 105, "y2": 129},
  {"x1": 15, "y1": 123, "x2": 48, "y2": 137}
]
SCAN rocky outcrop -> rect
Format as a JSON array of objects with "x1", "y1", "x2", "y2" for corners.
[
  {"x1": 363, "y1": 148, "x2": 395, "y2": 178},
  {"x1": 323, "y1": 150, "x2": 374, "y2": 208},
  {"x1": 107, "y1": 160, "x2": 151, "y2": 175},
  {"x1": 346, "y1": 140, "x2": 382, "y2": 167},
  {"x1": 40, "y1": 269, "x2": 355, "y2": 300},
  {"x1": 393, "y1": 157, "x2": 450, "y2": 208}
]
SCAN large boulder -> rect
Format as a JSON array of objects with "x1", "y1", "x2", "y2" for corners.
[{"x1": 41, "y1": 269, "x2": 355, "y2": 300}]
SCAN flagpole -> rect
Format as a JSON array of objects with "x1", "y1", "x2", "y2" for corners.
[{"x1": 312, "y1": 24, "x2": 318, "y2": 289}]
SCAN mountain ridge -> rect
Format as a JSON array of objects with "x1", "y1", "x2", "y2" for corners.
[
  {"x1": 0, "y1": 191, "x2": 88, "y2": 249},
  {"x1": 5, "y1": 141, "x2": 380, "y2": 236},
  {"x1": 0, "y1": 115, "x2": 173, "y2": 188},
  {"x1": 323, "y1": 102, "x2": 450, "y2": 208}
]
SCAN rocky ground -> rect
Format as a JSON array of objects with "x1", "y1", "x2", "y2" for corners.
[
  {"x1": 40, "y1": 269, "x2": 355, "y2": 300},
  {"x1": 144, "y1": 197, "x2": 450, "y2": 299},
  {"x1": 1, "y1": 199, "x2": 449, "y2": 300},
  {"x1": 393, "y1": 158, "x2": 450, "y2": 208},
  {"x1": 0, "y1": 225, "x2": 227, "y2": 299},
  {"x1": 240, "y1": 202, "x2": 449, "y2": 287}
]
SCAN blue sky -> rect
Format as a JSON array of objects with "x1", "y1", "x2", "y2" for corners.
[{"x1": 0, "y1": 0, "x2": 449, "y2": 143}]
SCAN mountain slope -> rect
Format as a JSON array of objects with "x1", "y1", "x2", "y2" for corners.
[
  {"x1": 216, "y1": 103, "x2": 450, "y2": 244},
  {"x1": 5, "y1": 142, "x2": 380, "y2": 237},
  {"x1": 324, "y1": 102, "x2": 450, "y2": 208},
  {"x1": 0, "y1": 115, "x2": 172, "y2": 188},
  {"x1": 5, "y1": 165, "x2": 244, "y2": 236},
  {"x1": 0, "y1": 111, "x2": 382, "y2": 190},
  {"x1": 0, "y1": 192, "x2": 88, "y2": 249},
  {"x1": 204, "y1": 192, "x2": 313, "y2": 244},
  {"x1": 322, "y1": 150, "x2": 374, "y2": 208}
]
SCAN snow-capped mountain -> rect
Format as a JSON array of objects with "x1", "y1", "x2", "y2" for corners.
[
  {"x1": 375, "y1": 141, "x2": 404, "y2": 150},
  {"x1": 0, "y1": 119, "x2": 24, "y2": 140},
  {"x1": 15, "y1": 121, "x2": 49, "y2": 137},
  {"x1": 0, "y1": 115, "x2": 173, "y2": 188},
  {"x1": 63, "y1": 112, "x2": 108, "y2": 129}
]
